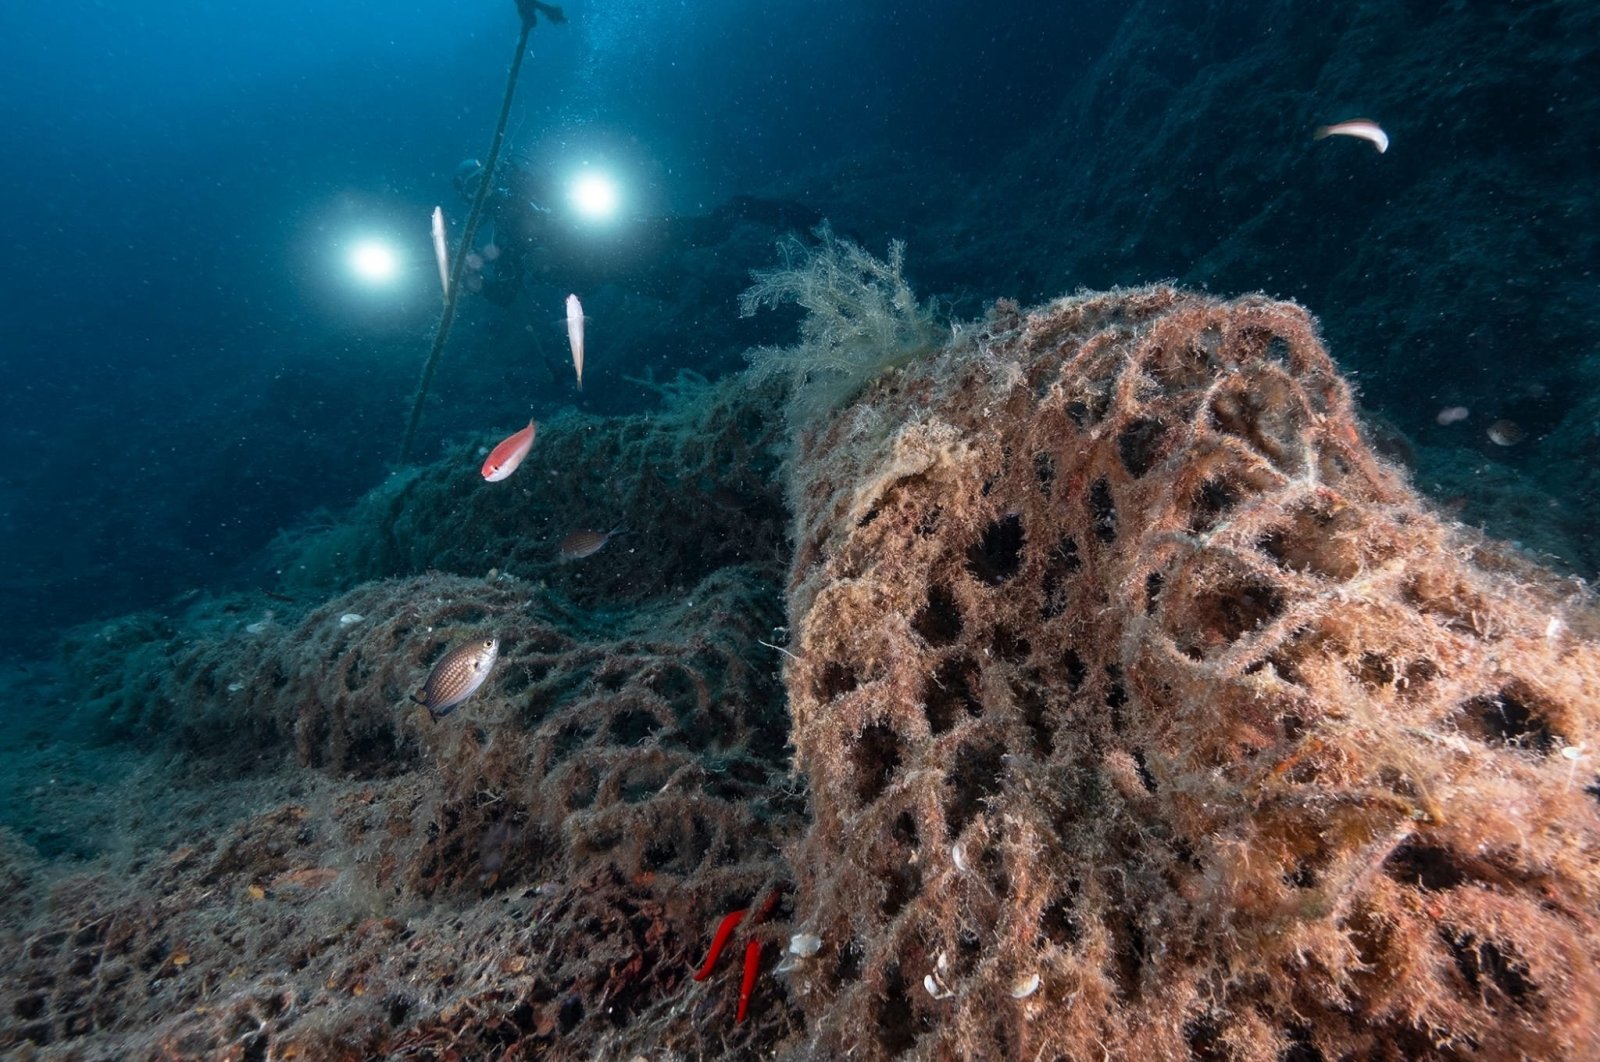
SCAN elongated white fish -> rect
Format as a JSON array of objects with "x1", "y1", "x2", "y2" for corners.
[
  {"x1": 1313, "y1": 118, "x2": 1389, "y2": 153},
  {"x1": 431, "y1": 206, "x2": 449, "y2": 295},
  {"x1": 566, "y1": 293, "x2": 585, "y2": 390}
]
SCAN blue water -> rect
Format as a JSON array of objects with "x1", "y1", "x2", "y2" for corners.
[{"x1": 0, "y1": 0, "x2": 1595, "y2": 654}]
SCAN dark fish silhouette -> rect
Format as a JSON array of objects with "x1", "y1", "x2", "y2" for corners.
[
  {"x1": 1487, "y1": 419, "x2": 1525, "y2": 447},
  {"x1": 559, "y1": 525, "x2": 626, "y2": 562}
]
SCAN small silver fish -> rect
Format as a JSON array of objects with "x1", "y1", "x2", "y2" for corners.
[
  {"x1": 1313, "y1": 117, "x2": 1389, "y2": 153},
  {"x1": 559, "y1": 526, "x2": 625, "y2": 562},
  {"x1": 413, "y1": 637, "x2": 499, "y2": 720},
  {"x1": 431, "y1": 206, "x2": 449, "y2": 296},
  {"x1": 566, "y1": 294, "x2": 586, "y2": 390}
]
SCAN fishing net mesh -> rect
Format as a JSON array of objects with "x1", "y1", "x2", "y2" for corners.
[
  {"x1": 6, "y1": 288, "x2": 1600, "y2": 1061},
  {"x1": 2, "y1": 382, "x2": 804, "y2": 1058},
  {"x1": 779, "y1": 285, "x2": 1600, "y2": 1059}
]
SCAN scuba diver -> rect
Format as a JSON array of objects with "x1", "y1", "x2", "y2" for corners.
[
  {"x1": 450, "y1": 154, "x2": 822, "y2": 308},
  {"x1": 451, "y1": 155, "x2": 552, "y2": 307}
]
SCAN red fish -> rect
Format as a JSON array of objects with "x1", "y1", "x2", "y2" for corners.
[{"x1": 481, "y1": 420, "x2": 537, "y2": 482}]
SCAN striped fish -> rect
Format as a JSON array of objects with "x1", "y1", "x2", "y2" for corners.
[
  {"x1": 559, "y1": 525, "x2": 626, "y2": 562},
  {"x1": 413, "y1": 637, "x2": 499, "y2": 720}
]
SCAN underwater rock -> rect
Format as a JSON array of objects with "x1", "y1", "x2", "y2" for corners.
[{"x1": 781, "y1": 285, "x2": 1600, "y2": 1059}]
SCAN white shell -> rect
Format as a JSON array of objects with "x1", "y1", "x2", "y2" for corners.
[
  {"x1": 923, "y1": 974, "x2": 953, "y2": 1000},
  {"x1": 789, "y1": 933, "x2": 822, "y2": 957},
  {"x1": 245, "y1": 620, "x2": 269, "y2": 635},
  {"x1": 226, "y1": 682, "x2": 244, "y2": 693},
  {"x1": 1009, "y1": 973, "x2": 1041, "y2": 999},
  {"x1": 339, "y1": 613, "x2": 365, "y2": 625}
]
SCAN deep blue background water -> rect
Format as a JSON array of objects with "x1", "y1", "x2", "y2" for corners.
[
  {"x1": 1, "y1": 1, "x2": 1595, "y2": 658},
  {"x1": 0, "y1": 0, "x2": 1104, "y2": 652}
]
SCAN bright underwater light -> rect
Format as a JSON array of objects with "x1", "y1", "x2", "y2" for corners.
[
  {"x1": 348, "y1": 239, "x2": 400, "y2": 285},
  {"x1": 568, "y1": 171, "x2": 621, "y2": 221}
]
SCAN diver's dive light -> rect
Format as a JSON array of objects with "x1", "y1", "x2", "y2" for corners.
[
  {"x1": 568, "y1": 170, "x2": 621, "y2": 221},
  {"x1": 348, "y1": 238, "x2": 400, "y2": 285}
]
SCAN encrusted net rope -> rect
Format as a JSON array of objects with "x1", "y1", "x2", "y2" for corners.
[{"x1": 781, "y1": 286, "x2": 1600, "y2": 1060}]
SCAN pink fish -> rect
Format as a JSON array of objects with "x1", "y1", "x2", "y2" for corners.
[
  {"x1": 481, "y1": 420, "x2": 537, "y2": 482},
  {"x1": 566, "y1": 294, "x2": 585, "y2": 390}
]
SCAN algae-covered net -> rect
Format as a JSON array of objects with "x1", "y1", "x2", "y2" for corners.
[
  {"x1": 781, "y1": 285, "x2": 1600, "y2": 1059},
  {"x1": 4, "y1": 373, "x2": 805, "y2": 1059},
  {"x1": 5, "y1": 275, "x2": 1600, "y2": 1061}
]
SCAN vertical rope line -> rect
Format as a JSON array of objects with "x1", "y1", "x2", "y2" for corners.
[{"x1": 400, "y1": 18, "x2": 535, "y2": 463}]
